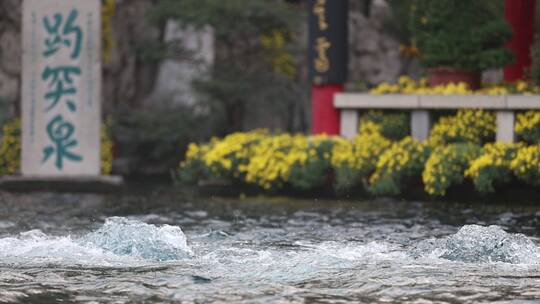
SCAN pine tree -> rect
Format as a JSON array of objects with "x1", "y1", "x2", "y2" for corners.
[{"x1": 410, "y1": 0, "x2": 514, "y2": 71}]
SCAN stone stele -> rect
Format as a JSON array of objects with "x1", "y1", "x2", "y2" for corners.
[{"x1": 21, "y1": 0, "x2": 101, "y2": 176}]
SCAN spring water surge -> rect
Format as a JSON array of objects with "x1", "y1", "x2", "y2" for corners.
[
  {"x1": 0, "y1": 196, "x2": 540, "y2": 303},
  {"x1": 412, "y1": 224, "x2": 540, "y2": 264},
  {"x1": 1, "y1": 219, "x2": 538, "y2": 266}
]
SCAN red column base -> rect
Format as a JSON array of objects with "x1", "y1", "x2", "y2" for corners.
[{"x1": 311, "y1": 84, "x2": 343, "y2": 135}]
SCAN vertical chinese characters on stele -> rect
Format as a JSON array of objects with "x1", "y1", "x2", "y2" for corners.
[
  {"x1": 41, "y1": 9, "x2": 83, "y2": 170},
  {"x1": 312, "y1": 0, "x2": 331, "y2": 84}
]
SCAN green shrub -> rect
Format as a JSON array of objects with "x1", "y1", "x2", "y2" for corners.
[
  {"x1": 114, "y1": 105, "x2": 215, "y2": 177},
  {"x1": 360, "y1": 110, "x2": 410, "y2": 140},
  {"x1": 369, "y1": 136, "x2": 430, "y2": 196},
  {"x1": 466, "y1": 143, "x2": 522, "y2": 193},
  {"x1": 289, "y1": 138, "x2": 334, "y2": 191},
  {"x1": 515, "y1": 111, "x2": 540, "y2": 144},
  {"x1": 423, "y1": 143, "x2": 481, "y2": 196},
  {"x1": 410, "y1": 0, "x2": 514, "y2": 71},
  {"x1": 510, "y1": 145, "x2": 540, "y2": 186},
  {"x1": 333, "y1": 165, "x2": 362, "y2": 194},
  {"x1": 331, "y1": 126, "x2": 392, "y2": 193},
  {"x1": 179, "y1": 156, "x2": 211, "y2": 185}
]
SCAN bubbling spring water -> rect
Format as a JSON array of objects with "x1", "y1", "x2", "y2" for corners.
[
  {"x1": 80, "y1": 217, "x2": 193, "y2": 261},
  {"x1": 0, "y1": 219, "x2": 537, "y2": 267},
  {"x1": 0, "y1": 212, "x2": 540, "y2": 303},
  {"x1": 411, "y1": 224, "x2": 540, "y2": 264},
  {"x1": 0, "y1": 217, "x2": 193, "y2": 266}
]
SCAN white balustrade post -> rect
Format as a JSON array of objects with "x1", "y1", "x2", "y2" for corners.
[
  {"x1": 411, "y1": 110, "x2": 431, "y2": 141},
  {"x1": 339, "y1": 110, "x2": 359, "y2": 139},
  {"x1": 496, "y1": 111, "x2": 515, "y2": 143}
]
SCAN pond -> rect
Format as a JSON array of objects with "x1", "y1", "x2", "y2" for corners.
[{"x1": 0, "y1": 186, "x2": 539, "y2": 303}]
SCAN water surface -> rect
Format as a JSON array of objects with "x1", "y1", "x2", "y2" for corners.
[{"x1": 0, "y1": 188, "x2": 539, "y2": 303}]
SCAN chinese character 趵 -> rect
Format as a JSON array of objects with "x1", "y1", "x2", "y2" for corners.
[{"x1": 43, "y1": 9, "x2": 82, "y2": 59}]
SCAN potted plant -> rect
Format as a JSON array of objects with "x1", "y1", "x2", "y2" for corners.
[{"x1": 410, "y1": 0, "x2": 514, "y2": 90}]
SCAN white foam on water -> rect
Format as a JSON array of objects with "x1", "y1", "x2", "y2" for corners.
[
  {"x1": 0, "y1": 229, "x2": 136, "y2": 267},
  {"x1": 80, "y1": 217, "x2": 193, "y2": 261},
  {"x1": 1, "y1": 219, "x2": 539, "y2": 273},
  {"x1": 309, "y1": 241, "x2": 407, "y2": 261},
  {"x1": 0, "y1": 217, "x2": 193, "y2": 267},
  {"x1": 197, "y1": 240, "x2": 408, "y2": 283},
  {"x1": 411, "y1": 225, "x2": 540, "y2": 264},
  {"x1": 0, "y1": 220, "x2": 16, "y2": 229}
]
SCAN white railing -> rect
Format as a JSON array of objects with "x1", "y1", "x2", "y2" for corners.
[{"x1": 334, "y1": 94, "x2": 540, "y2": 142}]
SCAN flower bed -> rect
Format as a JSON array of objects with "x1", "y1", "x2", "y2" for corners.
[
  {"x1": 370, "y1": 76, "x2": 539, "y2": 95},
  {"x1": 180, "y1": 110, "x2": 540, "y2": 197}
]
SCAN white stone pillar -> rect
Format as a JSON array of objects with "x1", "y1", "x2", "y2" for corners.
[
  {"x1": 339, "y1": 109, "x2": 359, "y2": 139},
  {"x1": 411, "y1": 110, "x2": 431, "y2": 141},
  {"x1": 496, "y1": 111, "x2": 515, "y2": 143}
]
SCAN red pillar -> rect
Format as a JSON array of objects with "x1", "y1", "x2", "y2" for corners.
[
  {"x1": 311, "y1": 84, "x2": 342, "y2": 135},
  {"x1": 504, "y1": 0, "x2": 536, "y2": 81}
]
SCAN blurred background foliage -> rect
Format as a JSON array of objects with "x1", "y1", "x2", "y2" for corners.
[
  {"x1": 409, "y1": 0, "x2": 513, "y2": 71},
  {"x1": 384, "y1": 0, "x2": 506, "y2": 44},
  {"x1": 146, "y1": 0, "x2": 305, "y2": 135},
  {"x1": 110, "y1": 0, "x2": 306, "y2": 179},
  {"x1": 0, "y1": 97, "x2": 9, "y2": 128},
  {"x1": 111, "y1": 104, "x2": 215, "y2": 178}
]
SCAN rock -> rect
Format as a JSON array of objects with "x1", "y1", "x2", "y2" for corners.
[
  {"x1": 348, "y1": 0, "x2": 422, "y2": 88},
  {"x1": 102, "y1": 0, "x2": 163, "y2": 112},
  {"x1": 0, "y1": 30, "x2": 21, "y2": 75},
  {"x1": 146, "y1": 21, "x2": 214, "y2": 107},
  {"x1": 0, "y1": 0, "x2": 22, "y2": 25},
  {"x1": 0, "y1": 71, "x2": 18, "y2": 106}
]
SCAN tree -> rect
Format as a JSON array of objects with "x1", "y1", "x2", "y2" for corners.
[
  {"x1": 410, "y1": 0, "x2": 514, "y2": 71},
  {"x1": 148, "y1": 0, "x2": 305, "y2": 134}
]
